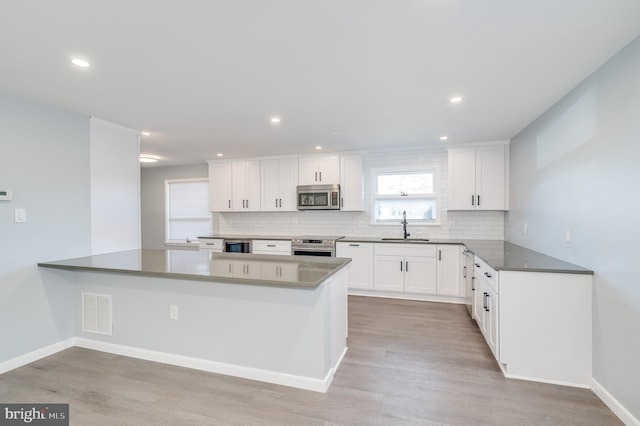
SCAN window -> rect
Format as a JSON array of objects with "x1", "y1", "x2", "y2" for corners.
[
  {"x1": 372, "y1": 169, "x2": 438, "y2": 224},
  {"x1": 165, "y1": 178, "x2": 211, "y2": 244}
]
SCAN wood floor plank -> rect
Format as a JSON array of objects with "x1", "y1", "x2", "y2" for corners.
[{"x1": 0, "y1": 296, "x2": 621, "y2": 425}]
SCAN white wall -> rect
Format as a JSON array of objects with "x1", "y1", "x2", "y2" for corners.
[
  {"x1": 90, "y1": 118, "x2": 141, "y2": 254},
  {"x1": 506, "y1": 36, "x2": 640, "y2": 420},
  {"x1": 0, "y1": 92, "x2": 90, "y2": 362}
]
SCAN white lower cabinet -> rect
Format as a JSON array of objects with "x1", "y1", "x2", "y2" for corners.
[
  {"x1": 473, "y1": 256, "x2": 500, "y2": 360},
  {"x1": 336, "y1": 242, "x2": 374, "y2": 290},
  {"x1": 436, "y1": 244, "x2": 463, "y2": 296},
  {"x1": 373, "y1": 244, "x2": 437, "y2": 293},
  {"x1": 251, "y1": 239, "x2": 292, "y2": 256}
]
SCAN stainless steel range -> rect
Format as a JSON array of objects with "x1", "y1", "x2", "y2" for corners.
[{"x1": 290, "y1": 236, "x2": 344, "y2": 257}]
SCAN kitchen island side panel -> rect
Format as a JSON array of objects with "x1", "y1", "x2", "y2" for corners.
[{"x1": 71, "y1": 270, "x2": 345, "y2": 386}]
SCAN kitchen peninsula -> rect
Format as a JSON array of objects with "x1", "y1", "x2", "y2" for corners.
[{"x1": 38, "y1": 250, "x2": 350, "y2": 392}]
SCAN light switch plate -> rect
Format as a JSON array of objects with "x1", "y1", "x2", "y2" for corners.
[{"x1": 14, "y1": 208, "x2": 27, "y2": 223}]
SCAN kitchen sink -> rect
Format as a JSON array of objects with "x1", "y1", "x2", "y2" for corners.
[{"x1": 381, "y1": 238, "x2": 430, "y2": 242}]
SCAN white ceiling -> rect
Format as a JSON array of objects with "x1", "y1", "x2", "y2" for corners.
[{"x1": 2, "y1": 1, "x2": 640, "y2": 167}]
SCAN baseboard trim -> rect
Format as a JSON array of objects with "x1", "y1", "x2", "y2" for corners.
[
  {"x1": 348, "y1": 290, "x2": 465, "y2": 304},
  {"x1": 0, "y1": 338, "x2": 75, "y2": 375},
  {"x1": 73, "y1": 338, "x2": 334, "y2": 393},
  {"x1": 591, "y1": 378, "x2": 638, "y2": 426}
]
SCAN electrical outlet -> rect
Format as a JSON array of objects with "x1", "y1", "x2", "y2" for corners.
[
  {"x1": 170, "y1": 305, "x2": 179, "y2": 320},
  {"x1": 14, "y1": 208, "x2": 27, "y2": 223},
  {"x1": 565, "y1": 227, "x2": 572, "y2": 243},
  {"x1": 524, "y1": 223, "x2": 528, "y2": 234}
]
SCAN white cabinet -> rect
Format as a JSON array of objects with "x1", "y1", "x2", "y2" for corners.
[
  {"x1": 252, "y1": 239, "x2": 292, "y2": 256},
  {"x1": 339, "y1": 154, "x2": 364, "y2": 211},
  {"x1": 448, "y1": 143, "x2": 509, "y2": 210},
  {"x1": 373, "y1": 244, "x2": 437, "y2": 294},
  {"x1": 198, "y1": 238, "x2": 224, "y2": 252},
  {"x1": 298, "y1": 155, "x2": 340, "y2": 185},
  {"x1": 473, "y1": 256, "x2": 500, "y2": 360},
  {"x1": 208, "y1": 161, "x2": 233, "y2": 212},
  {"x1": 261, "y1": 158, "x2": 298, "y2": 211},
  {"x1": 231, "y1": 160, "x2": 261, "y2": 211},
  {"x1": 208, "y1": 160, "x2": 260, "y2": 212},
  {"x1": 336, "y1": 242, "x2": 374, "y2": 290},
  {"x1": 436, "y1": 245, "x2": 463, "y2": 296}
]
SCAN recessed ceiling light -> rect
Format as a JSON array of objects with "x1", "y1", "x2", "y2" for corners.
[
  {"x1": 139, "y1": 156, "x2": 159, "y2": 163},
  {"x1": 270, "y1": 116, "x2": 281, "y2": 124},
  {"x1": 440, "y1": 136, "x2": 448, "y2": 141},
  {"x1": 217, "y1": 153, "x2": 223, "y2": 157},
  {"x1": 315, "y1": 146, "x2": 322, "y2": 150},
  {"x1": 141, "y1": 131, "x2": 152, "y2": 136},
  {"x1": 70, "y1": 58, "x2": 91, "y2": 68},
  {"x1": 450, "y1": 96, "x2": 463, "y2": 103}
]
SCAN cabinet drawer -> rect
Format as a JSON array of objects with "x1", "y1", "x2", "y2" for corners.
[
  {"x1": 252, "y1": 239, "x2": 292, "y2": 253},
  {"x1": 199, "y1": 238, "x2": 224, "y2": 251},
  {"x1": 374, "y1": 243, "x2": 436, "y2": 257},
  {"x1": 474, "y1": 256, "x2": 498, "y2": 293}
]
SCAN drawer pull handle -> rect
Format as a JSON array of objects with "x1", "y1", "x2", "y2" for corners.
[
  {"x1": 484, "y1": 272, "x2": 492, "y2": 278},
  {"x1": 349, "y1": 244, "x2": 360, "y2": 247},
  {"x1": 267, "y1": 244, "x2": 276, "y2": 247}
]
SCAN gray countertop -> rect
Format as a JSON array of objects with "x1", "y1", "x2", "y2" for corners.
[
  {"x1": 38, "y1": 249, "x2": 351, "y2": 289},
  {"x1": 339, "y1": 237, "x2": 592, "y2": 275}
]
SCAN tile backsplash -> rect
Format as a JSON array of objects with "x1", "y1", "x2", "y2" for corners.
[{"x1": 215, "y1": 147, "x2": 505, "y2": 240}]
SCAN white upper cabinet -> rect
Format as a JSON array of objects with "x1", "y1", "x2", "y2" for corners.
[
  {"x1": 298, "y1": 155, "x2": 340, "y2": 185},
  {"x1": 448, "y1": 143, "x2": 509, "y2": 210},
  {"x1": 209, "y1": 161, "x2": 233, "y2": 212},
  {"x1": 231, "y1": 160, "x2": 261, "y2": 211},
  {"x1": 339, "y1": 154, "x2": 364, "y2": 211},
  {"x1": 208, "y1": 160, "x2": 260, "y2": 212},
  {"x1": 261, "y1": 158, "x2": 298, "y2": 211}
]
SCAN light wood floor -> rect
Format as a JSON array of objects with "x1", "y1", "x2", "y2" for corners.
[{"x1": 0, "y1": 296, "x2": 620, "y2": 425}]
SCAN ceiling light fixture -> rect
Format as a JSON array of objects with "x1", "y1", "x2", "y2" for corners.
[
  {"x1": 217, "y1": 153, "x2": 223, "y2": 157},
  {"x1": 440, "y1": 136, "x2": 448, "y2": 141},
  {"x1": 141, "y1": 131, "x2": 152, "y2": 136},
  {"x1": 315, "y1": 146, "x2": 322, "y2": 150},
  {"x1": 139, "y1": 156, "x2": 159, "y2": 163},
  {"x1": 70, "y1": 58, "x2": 91, "y2": 68},
  {"x1": 270, "y1": 116, "x2": 281, "y2": 124},
  {"x1": 450, "y1": 96, "x2": 463, "y2": 103}
]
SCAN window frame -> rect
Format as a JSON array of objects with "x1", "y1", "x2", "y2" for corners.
[
  {"x1": 370, "y1": 167, "x2": 440, "y2": 226},
  {"x1": 164, "y1": 178, "x2": 211, "y2": 246}
]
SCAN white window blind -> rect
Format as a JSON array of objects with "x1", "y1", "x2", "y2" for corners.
[{"x1": 165, "y1": 178, "x2": 210, "y2": 243}]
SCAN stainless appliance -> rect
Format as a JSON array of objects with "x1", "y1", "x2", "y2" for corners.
[
  {"x1": 291, "y1": 236, "x2": 343, "y2": 257},
  {"x1": 224, "y1": 240, "x2": 251, "y2": 253},
  {"x1": 463, "y1": 249, "x2": 475, "y2": 318},
  {"x1": 297, "y1": 184, "x2": 340, "y2": 210}
]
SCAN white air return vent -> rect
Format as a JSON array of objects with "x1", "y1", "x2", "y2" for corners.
[{"x1": 82, "y1": 293, "x2": 113, "y2": 335}]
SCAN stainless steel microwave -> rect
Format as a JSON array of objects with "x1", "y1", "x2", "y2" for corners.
[{"x1": 297, "y1": 184, "x2": 340, "y2": 210}]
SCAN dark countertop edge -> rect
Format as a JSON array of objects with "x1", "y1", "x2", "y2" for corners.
[
  {"x1": 339, "y1": 237, "x2": 593, "y2": 275},
  {"x1": 37, "y1": 258, "x2": 351, "y2": 289}
]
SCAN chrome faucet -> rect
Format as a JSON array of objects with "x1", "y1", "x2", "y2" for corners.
[{"x1": 402, "y1": 210, "x2": 410, "y2": 239}]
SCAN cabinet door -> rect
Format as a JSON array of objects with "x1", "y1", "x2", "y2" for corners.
[
  {"x1": 245, "y1": 160, "x2": 261, "y2": 211},
  {"x1": 317, "y1": 155, "x2": 340, "y2": 183},
  {"x1": 404, "y1": 256, "x2": 437, "y2": 294},
  {"x1": 336, "y1": 242, "x2": 373, "y2": 290},
  {"x1": 231, "y1": 161, "x2": 247, "y2": 210},
  {"x1": 436, "y1": 245, "x2": 463, "y2": 296},
  {"x1": 473, "y1": 276, "x2": 484, "y2": 323},
  {"x1": 208, "y1": 161, "x2": 233, "y2": 211},
  {"x1": 277, "y1": 158, "x2": 299, "y2": 211},
  {"x1": 476, "y1": 145, "x2": 507, "y2": 210},
  {"x1": 298, "y1": 157, "x2": 319, "y2": 185},
  {"x1": 261, "y1": 159, "x2": 280, "y2": 211},
  {"x1": 374, "y1": 255, "x2": 404, "y2": 291},
  {"x1": 447, "y1": 148, "x2": 477, "y2": 210},
  {"x1": 340, "y1": 154, "x2": 364, "y2": 211},
  {"x1": 485, "y1": 285, "x2": 499, "y2": 360}
]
